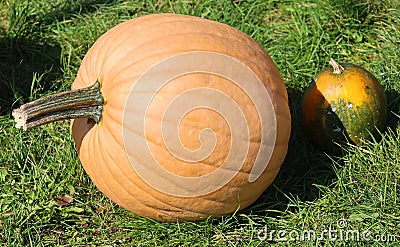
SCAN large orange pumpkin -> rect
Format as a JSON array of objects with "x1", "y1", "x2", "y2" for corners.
[{"x1": 13, "y1": 14, "x2": 291, "y2": 221}]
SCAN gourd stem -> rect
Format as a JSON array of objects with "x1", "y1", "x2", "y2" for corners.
[
  {"x1": 12, "y1": 81, "x2": 104, "y2": 130},
  {"x1": 329, "y1": 59, "x2": 345, "y2": 75}
]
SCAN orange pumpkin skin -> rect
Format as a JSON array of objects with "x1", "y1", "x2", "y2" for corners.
[
  {"x1": 71, "y1": 14, "x2": 291, "y2": 221},
  {"x1": 302, "y1": 62, "x2": 387, "y2": 151}
]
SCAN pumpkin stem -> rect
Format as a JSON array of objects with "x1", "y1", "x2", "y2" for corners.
[
  {"x1": 329, "y1": 59, "x2": 345, "y2": 75},
  {"x1": 12, "y1": 81, "x2": 104, "y2": 130}
]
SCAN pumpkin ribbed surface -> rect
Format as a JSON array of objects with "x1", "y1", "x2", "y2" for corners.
[{"x1": 70, "y1": 14, "x2": 291, "y2": 221}]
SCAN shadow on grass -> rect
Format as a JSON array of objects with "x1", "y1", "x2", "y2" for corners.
[
  {"x1": 0, "y1": 0, "x2": 116, "y2": 115},
  {"x1": 245, "y1": 87, "x2": 400, "y2": 218},
  {"x1": 246, "y1": 88, "x2": 338, "y2": 217},
  {"x1": 0, "y1": 38, "x2": 62, "y2": 115},
  {"x1": 386, "y1": 89, "x2": 400, "y2": 130}
]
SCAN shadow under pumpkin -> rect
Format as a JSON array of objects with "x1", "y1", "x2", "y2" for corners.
[
  {"x1": 242, "y1": 88, "x2": 341, "y2": 217},
  {"x1": 245, "y1": 82, "x2": 398, "y2": 218}
]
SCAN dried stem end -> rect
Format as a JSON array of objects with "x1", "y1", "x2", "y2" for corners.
[
  {"x1": 12, "y1": 81, "x2": 104, "y2": 131},
  {"x1": 329, "y1": 59, "x2": 345, "y2": 75}
]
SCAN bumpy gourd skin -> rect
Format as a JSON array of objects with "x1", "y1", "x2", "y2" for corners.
[{"x1": 301, "y1": 62, "x2": 387, "y2": 152}]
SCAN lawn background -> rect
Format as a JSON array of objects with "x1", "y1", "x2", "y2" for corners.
[{"x1": 0, "y1": 0, "x2": 399, "y2": 246}]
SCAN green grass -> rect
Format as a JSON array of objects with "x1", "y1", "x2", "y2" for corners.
[{"x1": 1, "y1": 0, "x2": 399, "y2": 246}]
